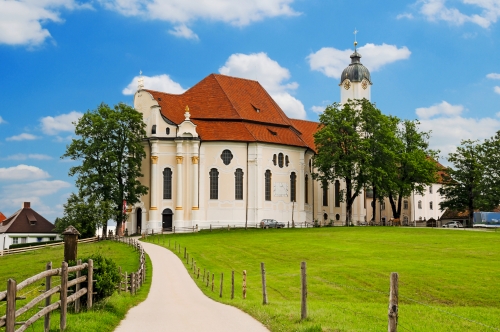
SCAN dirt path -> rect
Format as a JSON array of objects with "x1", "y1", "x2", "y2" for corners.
[{"x1": 114, "y1": 240, "x2": 269, "y2": 332}]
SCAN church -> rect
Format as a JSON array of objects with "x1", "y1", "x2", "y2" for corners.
[{"x1": 126, "y1": 47, "x2": 372, "y2": 233}]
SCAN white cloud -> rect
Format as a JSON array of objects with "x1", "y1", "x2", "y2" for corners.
[
  {"x1": 2, "y1": 180, "x2": 71, "y2": 197},
  {"x1": 496, "y1": 112, "x2": 500, "y2": 117},
  {"x1": 307, "y1": 43, "x2": 411, "y2": 79},
  {"x1": 0, "y1": 116, "x2": 6, "y2": 124},
  {"x1": 311, "y1": 106, "x2": 326, "y2": 114},
  {"x1": 411, "y1": 0, "x2": 500, "y2": 28},
  {"x1": 219, "y1": 52, "x2": 306, "y2": 119},
  {"x1": 0, "y1": 165, "x2": 50, "y2": 181},
  {"x1": 40, "y1": 111, "x2": 82, "y2": 135},
  {"x1": 0, "y1": 1, "x2": 91, "y2": 46},
  {"x1": 397, "y1": 13, "x2": 414, "y2": 19},
  {"x1": 100, "y1": 0, "x2": 299, "y2": 38},
  {"x1": 495, "y1": 86, "x2": 500, "y2": 94},
  {"x1": 415, "y1": 101, "x2": 500, "y2": 158},
  {"x1": 6, "y1": 133, "x2": 40, "y2": 141},
  {"x1": 122, "y1": 74, "x2": 187, "y2": 95},
  {"x1": 5, "y1": 154, "x2": 53, "y2": 161},
  {"x1": 168, "y1": 24, "x2": 199, "y2": 40},
  {"x1": 487, "y1": 73, "x2": 500, "y2": 79}
]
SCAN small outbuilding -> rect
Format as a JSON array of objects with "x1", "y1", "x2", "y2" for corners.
[{"x1": 0, "y1": 202, "x2": 60, "y2": 250}]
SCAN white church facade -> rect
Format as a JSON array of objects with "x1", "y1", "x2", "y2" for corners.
[{"x1": 126, "y1": 48, "x2": 372, "y2": 233}]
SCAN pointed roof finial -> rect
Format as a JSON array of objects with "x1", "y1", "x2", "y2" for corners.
[
  {"x1": 353, "y1": 28, "x2": 358, "y2": 51},
  {"x1": 184, "y1": 105, "x2": 191, "y2": 121},
  {"x1": 138, "y1": 70, "x2": 144, "y2": 91}
]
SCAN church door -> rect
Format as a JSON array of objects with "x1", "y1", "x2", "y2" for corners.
[
  {"x1": 136, "y1": 208, "x2": 142, "y2": 234},
  {"x1": 162, "y1": 208, "x2": 173, "y2": 230}
]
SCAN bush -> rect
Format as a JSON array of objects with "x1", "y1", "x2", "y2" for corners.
[{"x1": 9, "y1": 239, "x2": 62, "y2": 249}]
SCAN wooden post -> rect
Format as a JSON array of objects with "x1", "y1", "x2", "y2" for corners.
[
  {"x1": 75, "y1": 259, "x2": 82, "y2": 312},
  {"x1": 60, "y1": 261, "x2": 68, "y2": 331},
  {"x1": 62, "y1": 226, "x2": 80, "y2": 263},
  {"x1": 197, "y1": 267, "x2": 200, "y2": 279},
  {"x1": 301, "y1": 261, "x2": 307, "y2": 320},
  {"x1": 231, "y1": 270, "x2": 235, "y2": 299},
  {"x1": 184, "y1": 247, "x2": 186, "y2": 259},
  {"x1": 131, "y1": 273, "x2": 135, "y2": 295},
  {"x1": 203, "y1": 269, "x2": 206, "y2": 282},
  {"x1": 186, "y1": 253, "x2": 189, "y2": 265},
  {"x1": 219, "y1": 273, "x2": 224, "y2": 297},
  {"x1": 206, "y1": 271, "x2": 210, "y2": 287},
  {"x1": 243, "y1": 270, "x2": 247, "y2": 299},
  {"x1": 388, "y1": 272, "x2": 399, "y2": 332},
  {"x1": 261, "y1": 262, "x2": 268, "y2": 304},
  {"x1": 44, "y1": 261, "x2": 52, "y2": 332},
  {"x1": 125, "y1": 272, "x2": 128, "y2": 292},
  {"x1": 87, "y1": 259, "x2": 93, "y2": 309},
  {"x1": 6, "y1": 278, "x2": 16, "y2": 332},
  {"x1": 211, "y1": 273, "x2": 215, "y2": 292}
]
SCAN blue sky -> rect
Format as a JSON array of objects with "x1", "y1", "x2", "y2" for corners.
[{"x1": 1, "y1": 0, "x2": 500, "y2": 220}]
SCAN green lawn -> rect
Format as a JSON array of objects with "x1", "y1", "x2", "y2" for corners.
[
  {"x1": 0, "y1": 240, "x2": 152, "y2": 331},
  {"x1": 146, "y1": 227, "x2": 500, "y2": 332}
]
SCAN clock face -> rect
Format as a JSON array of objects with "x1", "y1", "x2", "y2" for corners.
[
  {"x1": 343, "y1": 81, "x2": 351, "y2": 90},
  {"x1": 362, "y1": 80, "x2": 368, "y2": 90}
]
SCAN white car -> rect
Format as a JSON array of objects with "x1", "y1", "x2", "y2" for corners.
[{"x1": 442, "y1": 221, "x2": 463, "y2": 228}]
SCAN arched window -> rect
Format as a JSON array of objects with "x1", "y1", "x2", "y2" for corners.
[
  {"x1": 163, "y1": 168, "x2": 172, "y2": 199},
  {"x1": 305, "y1": 175, "x2": 309, "y2": 204},
  {"x1": 381, "y1": 201, "x2": 386, "y2": 210},
  {"x1": 290, "y1": 172, "x2": 296, "y2": 202},
  {"x1": 403, "y1": 200, "x2": 408, "y2": 209},
  {"x1": 166, "y1": 128, "x2": 170, "y2": 135},
  {"x1": 285, "y1": 155, "x2": 289, "y2": 167},
  {"x1": 322, "y1": 181, "x2": 328, "y2": 206},
  {"x1": 430, "y1": 201, "x2": 433, "y2": 210},
  {"x1": 278, "y1": 153, "x2": 284, "y2": 168},
  {"x1": 235, "y1": 168, "x2": 244, "y2": 200},
  {"x1": 265, "y1": 170, "x2": 272, "y2": 201},
  {"x1": 334, "y1": 180, "x2": 340, "y2": 207},
  {"x1": 209, "y1": 168, "x2": 219, "y2": 199},
  {"x1": 221, "y1": 150, "x2": 233, "y2": 165},
  {"x1": 151, "y1": 125, "x2": 157, "y2": 134},
  {"x1": 272, "y1": 154, "x2": 277, "y2": 166},
  {"x1": 418, "y1": 200, "x2": 422, "y2": 209}
]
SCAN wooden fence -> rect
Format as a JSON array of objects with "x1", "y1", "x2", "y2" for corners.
[
  {"x1": 112, "y1": 237, "x2": 146, "y2": 292},
  {"x1": 0, "y1": 237, "x2": 99, "y2": 257}
]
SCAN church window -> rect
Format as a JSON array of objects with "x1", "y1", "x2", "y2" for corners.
[
  {"x1": 403, "y1": 216, "x2": 409, "y2": 224},
  {"x1": 151, "y1": 125, "x2": 156, "y2": 134},
  {"x1": 210, "y1": 168, "x2": 219, "y2": 199},
  {"x1": 429, "y1": 185, "x2": 433, "y2": 194},
  {"x1": 336, "y1": 214, "x2": 340, "y2": 221},
  {"x1": 381, "y1": 202, "x2": 386, "y2": 210},
  {"x1": 418, "y1": 200, "x2": 422, "y2": 209},
  {"x1": 334, "y1": 180, "x2": 340, "y2": 207},
  {"x1": 404, "y1": 200, "x2": 408, "y2": 209},
  {"x1": 221, "y1": 150, "x2": 233, "y2": 165},
  {"x1": 305, "y1": 175, "x2": 309, "y2": 204},
  {"x1": 273, "y1": 154, "x2": 277, "y2": 166},
  {"x1": 309, "y1": 159, "x2": 312, "y2": 172},
  {"x1": 285, "y1": 155, "x2": 289, "y2": 167},
  {"x1": 265, "y1": 170, "x2": 272, "y2": 201},
  {"x1": 235, "y1": 168, "x2": 244, "y2": 200},
  {"x1": 166, "y1": 128, "x2": 170, "y2": 135},
  {"x1": 322, "y1": 181, "x2": 328, "y2": 206},
  {"x1": 290, "y1": 172, "x2": 296, "y2": 202},
  {"x1": 278, "y1": 153, "x2": 284, "y2": 168},
  {"x1": 163, "y1": 168, "x2": 172, "y2": 199},
  {"x1": 430, "y1": 201, "x2": 433, "y2": 210}
]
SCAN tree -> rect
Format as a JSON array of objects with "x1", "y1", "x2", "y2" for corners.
[
  {"x1": 439, "y1": 137, "x2": 499, "y2": 227},
  {"x1": 381, "y1": 120, "x2": 439, "y2": 220},
  {"x1": 63, "y1": 102, "x2": 148, "y2": 236},
  {"x1": 482, "y1": 131, "x2": 500, "y2": 208},
  {"x1": 313, "y1": 99, "x2": 372, "y2": 225}
]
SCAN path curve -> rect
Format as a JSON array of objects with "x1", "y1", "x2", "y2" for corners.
[{"x1": 115, "y1": 240, "x2": 269, "y2": 332}]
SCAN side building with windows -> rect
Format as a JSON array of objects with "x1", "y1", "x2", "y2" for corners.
[{"x1": 127, "y1": 49, "x2": 369, "y2": 232}]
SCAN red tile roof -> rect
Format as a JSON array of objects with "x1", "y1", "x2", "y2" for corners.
[
  {"x1": 145, "y1": 74, "x2": 319, "y2": 150},
  {"x1": 0, "y1": 204, "x2": 56, "y2": 234},
  {"x1": 0, "y1": 212, "x2": 5, "y2": 222},
  {"x1": 290, "y1": 119, "x2": 322, "y2": 153}
]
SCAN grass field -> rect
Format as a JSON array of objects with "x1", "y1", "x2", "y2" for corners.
[
  {"x1": 0, "y1": 240, "x2": 152, "y2": 331},
  {"x1": 146, "y1": 227, "x2": 500, "y2": 332}
]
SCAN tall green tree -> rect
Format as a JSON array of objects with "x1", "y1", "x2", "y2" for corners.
[
  {"x1": 439, "y1": 137, "x2": 499, "y2": 227},
  {"x1": 63, "y1": 102, "x2": 148, "y2": 236},
  {"x1": 381, "y1": 120, "x2": 439, "y2": 219}
]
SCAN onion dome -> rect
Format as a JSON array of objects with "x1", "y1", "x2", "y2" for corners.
[{"x1": 340, "y1": 47, "x2": 371, "y2": 84}]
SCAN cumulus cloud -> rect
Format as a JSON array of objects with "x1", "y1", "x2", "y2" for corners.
[
  {"x1": 495, "y1": 86, "x2": 500, "y2": 94},
  {"x1": 219, "y1": 52, "x2": 306, "y2": 119},
  {"x1": 0, "y1": 116, "x2": 6, "y2": 124},
  {"x1": 6, "y1": 133, "x2": 40, "y2": 141},
  {"x1": 4, "y1": 154, "x2": 53, "y2": 161},
  {"x1": 123, "y1": 74, "x2": 187, "y2": 95},
  {"x1": 0, "y1": 165, "x2": 50, "y2": 181},
  {"x1": 486, "y1": 73, "x2": 500, "y2": 79},
  {"x1": 397, "y1": 13, "x2": 414, "y2": 19},
  {"x1": 415, "y1": 101, "x2": 500, "y2": 158},
  {"x1": 311, "y1": 106, "x2": 326, "y2": 114},
  {"x1": 168, "y1": 24, "x2": 199, "y2": 40},
  {"x1": 2, "y1": 180, "x2": 71, "y2": 197},
  {"x1": 0, "y1": 0, "x2": 91, "y2": 46},
  {"x1": 307, "y1": 43, "x2": 411, "y2": 79},
  {"x1": 40, "y1": 111, "x2": 82, "y2": 135},
  {"x1": 406, "y1": 0, "x2": 500, "y2": 28},
  {"x1": 100, "y1": 0, "x2": 299, "y2": 39}
]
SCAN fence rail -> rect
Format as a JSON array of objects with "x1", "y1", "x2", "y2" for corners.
[
  {"x1": 111, "y1": 237, "x2": 146, "y2": 294},
  {"x1": 0, "y1": 237, "x2": 99, "y2": 257}
]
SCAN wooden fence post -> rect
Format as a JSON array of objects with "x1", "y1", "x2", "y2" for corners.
[
  {"x1": 186, "y1": 253, "x2": 189, "y2": 265},
  {"x1": 231, "y1": 270, "x2": 235, "y2": 299},
  {"x1": 125, "y1": 272, "x2": 128, "y2": 292},
  {"x1": 219, "y1": 273, "x2": 224, "y2": 297},
  {"x1": 87, "y1": 259, "x2": 93, "y2": 309},
  {"x1": 243, "y1": 270, "x2": 247, "y2": 299},
  {"x1": 130, "y1": 273, "x2": 135, "y2": 295},
  {"x1": 75, "y1": 259, "x2": 82, "y2": 312},
  {"x1": 206, "y1": 271, "x2": 210, "y2": 287},
  {"x1": 44, "y1": 262, "x2": 52, "y2": 332},
  {"x1": 211, "y1": 273, "x2": 215, "y2": 292},
  {"x1": 197, "y1": 267, "x2": 200, "y2": 279},
  {"x1": 261, "y1": 262, "x2": 268, "y2": 304},
  {"x1": 388, "y1": 272, "x2": 399, "y2": 332},
  {"x1": 203, "y1": 268, "x2": 206, "y2": 282},
  {"x1": 184, "y1": 247, "x2": 187, "y2": 259},
  {"x1": 301, "y1": 261, "x2": 307, "y2": 320},
  {"x1": 6, "y1": 278, "x2": 16, "y2": 332},
  {"x1": 60, "y1": 261, "x2": 68, "y2": 331}
]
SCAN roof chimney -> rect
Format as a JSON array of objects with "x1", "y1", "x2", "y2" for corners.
[{"x1": 23, "y1": 202, "x2": 30, "y2": 208}]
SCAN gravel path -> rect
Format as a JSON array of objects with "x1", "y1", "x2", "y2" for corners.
[{"x1": 114, "y1": 240, "x2": 269, "y2": 332}]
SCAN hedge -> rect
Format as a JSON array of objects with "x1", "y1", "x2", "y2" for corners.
[{"x1": 9, "y1": 239, "x2": 63, "y2": 249}]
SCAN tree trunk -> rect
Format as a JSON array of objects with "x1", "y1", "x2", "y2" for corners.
[
  {"x1": 388, "y1": 194, "x2": 398, "y2": 219},
  {"x1": 372, "y1": 186, "x2": 377, "y2": 222},
  {"x1": 345, "y1": 178, "x2": 353, "y2": 226}
]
